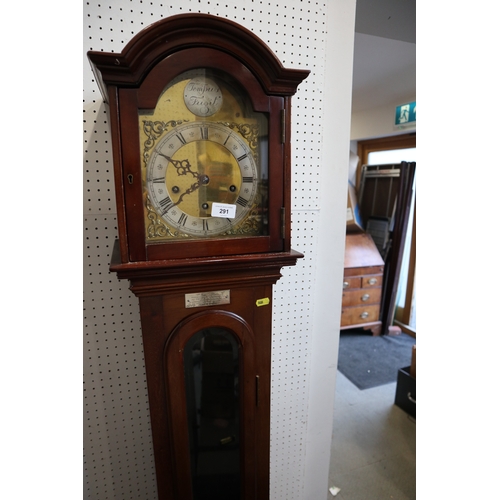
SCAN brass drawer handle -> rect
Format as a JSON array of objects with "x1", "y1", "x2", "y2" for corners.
[
  {"x1": 343, "y1": 281, "x2": 349, "y2": 289},
  {"x1": 360, "y1": 312, "x2": 369, "y2": 319},
  {"x1": 361, "y1": 294, "x2": 370, "y2": 301},
  {"x1": 368, "y1": 278, "x2": 378, "y2": 285}
]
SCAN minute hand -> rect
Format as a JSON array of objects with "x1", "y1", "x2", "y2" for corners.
[{"x1": 158, "y1": 153, "x2": 199, "y2": 179}]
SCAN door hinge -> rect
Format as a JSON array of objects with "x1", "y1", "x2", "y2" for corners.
[{"x1": 281, "y1": 108, "x2": 286, "y2": 143}]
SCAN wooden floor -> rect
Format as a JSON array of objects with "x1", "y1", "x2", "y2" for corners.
[{"x1": 329, "y1": 371, "x2": 416, "y2": 500}]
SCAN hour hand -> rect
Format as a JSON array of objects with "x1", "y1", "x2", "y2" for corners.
[{"x1": 173, "y1": 179, "x2": 202, "y2": 206}]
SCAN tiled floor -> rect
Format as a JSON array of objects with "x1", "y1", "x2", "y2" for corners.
[{"x1": 328, "y1": 371, "x2": 416, "y2": 500}]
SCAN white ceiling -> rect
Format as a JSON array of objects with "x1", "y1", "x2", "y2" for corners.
[{"x1": 352, "y1": 0, "x2": 416, "y2": 113}]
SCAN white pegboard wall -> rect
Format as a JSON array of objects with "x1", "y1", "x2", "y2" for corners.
[
  {"x1": 270, "y1": 210, "x2": 318, "y2": 498},
  {"x1": 291, "y1": 77, "x2": 323, "y2": 211},
  {"x1": 83, "y1": 2, "x2": 326, "y2": 499},
  {"x1": 83, "y1": 215, "x2": 157, "y2": 499},
  {"x1": 83, "y1": 103, "x2": 116, "y2": 215}
]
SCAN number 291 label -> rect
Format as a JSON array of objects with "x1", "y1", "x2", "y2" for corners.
[{"x1": 211, "y1": 202, "x2": 237, "y2": 219}]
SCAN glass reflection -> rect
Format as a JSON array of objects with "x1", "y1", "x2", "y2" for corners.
[{"x1": 184, "y1": 328, "x2": 240, "y2": 500}]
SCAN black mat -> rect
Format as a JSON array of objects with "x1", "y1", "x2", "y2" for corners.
[{"x1": 337, "y1": 330, "x2": 415, "y2": 390}]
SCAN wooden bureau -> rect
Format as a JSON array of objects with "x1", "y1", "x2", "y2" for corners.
[{"x1": 341, "y1": 233, "x2": 384, "y2": 335}]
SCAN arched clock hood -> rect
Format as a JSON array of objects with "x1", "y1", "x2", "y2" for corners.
[{"x1": 88, "y1": 13, "x2": 309, "y2": 102}]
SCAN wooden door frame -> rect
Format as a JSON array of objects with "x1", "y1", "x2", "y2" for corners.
[
  {"x1": 356, "y1": 133, "x2": 416, "y2": 187},
  {"x1": 357, "y1": 133, "x2": 416, "y2": 337},
  {"x1": 394, "y1": 199, "x2": 416, "y2": 338}
]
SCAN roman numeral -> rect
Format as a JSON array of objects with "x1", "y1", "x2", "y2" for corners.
[
  {"x1": 242, "y1": 176, "x2": 253, "y2": 183},
  {"x1": 236, "y1": 196, "x2": 248, "y2": 207},
  {"x1": 202, "y1": 219, "x2": 209, "y2": 231},
  {"x1": 176, "y1": 132, "x2": 187, "y2": 145},
  {"x1": 200, "y1": 126, "x2": 208, "y2": 140},
  {"x1": 159, "y1": 196, "x2": 174, "y2": 214},
  {"x1": 237, "y1": 153, "x2": 248, "y2": 162},
  {"x1": 178, "y1": 213, "x2": 188, "y2": 226},
  {"x1": 152, "y1": 177, "x2": 164, "y2": 183}
]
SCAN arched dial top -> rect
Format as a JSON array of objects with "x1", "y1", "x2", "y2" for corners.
[
  {"x1": 183, "y1": 76, "x2": 223, "y2": 117},
  {"x1": 147, "y1": 121, "x2": 258, "y2": 237}
]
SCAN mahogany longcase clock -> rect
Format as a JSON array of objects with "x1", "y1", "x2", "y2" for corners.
[{"x1": 88, "y1": 13, "x2": 309, "y2": 500}]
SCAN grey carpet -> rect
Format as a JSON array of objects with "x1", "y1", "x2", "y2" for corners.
[{"x1": 337, "y1": 330, "x2": 415, "y2": 390}]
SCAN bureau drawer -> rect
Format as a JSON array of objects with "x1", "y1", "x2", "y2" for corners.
[
  {"x1": 342, "y1": 287, "x2": 381, "y2": 307},
  {"x1": 361, "y1": 274, "x2": 383, "y2": 288},
  {"x1": 341, "y1": 304, "x2": 380, "y2": 327},
  {"x1": 343, "y1": 277, "x2": 361, "y2": 289}
]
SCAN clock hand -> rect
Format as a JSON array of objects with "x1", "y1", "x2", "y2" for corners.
[
  {"x1": 156, "y1": 153, "x2": 209, "y2": 206},
  {"x1": 173, "y1": 179, "x2": 203, "y2": 206},
  {"x1": 157, "y1": 153, "x2": 200, "y2": 179}
]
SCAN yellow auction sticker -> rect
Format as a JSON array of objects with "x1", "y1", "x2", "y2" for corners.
[{"x1": 256, "y1": 298, "x2": 270, "y2": 307}]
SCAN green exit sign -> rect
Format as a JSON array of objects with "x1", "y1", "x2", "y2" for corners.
[{"x1": 395, "y1": 101, "x2": 416, "y2": 126}]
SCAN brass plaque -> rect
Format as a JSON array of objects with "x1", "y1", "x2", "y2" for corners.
[{"x1": 185, "y1": 290, "x2": 230, "y2": 308}]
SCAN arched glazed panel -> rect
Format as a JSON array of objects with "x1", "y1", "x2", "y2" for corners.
[{"x1": 164, "y1": 311, "x2": 256, "y2": 500}]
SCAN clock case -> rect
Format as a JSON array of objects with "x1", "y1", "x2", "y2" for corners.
[
  {"x1": 88, "y1": 14, "x2": 309, "y2": 500},
  {"x1": 88, "y1": 13, "x2": 310, "y2": 263}
]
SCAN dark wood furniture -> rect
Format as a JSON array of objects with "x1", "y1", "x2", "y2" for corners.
[
  {"x1": 88, "y1": 13, "x2": 309, "y2": 500},
  {"x1": 341, "y1": 233, "x2": 384, "y2": 336},
  {"x1": 110, "y1": 247, "x2": 302, "y2": 499}
]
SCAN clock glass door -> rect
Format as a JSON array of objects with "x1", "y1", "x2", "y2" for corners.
[
  {"x1": 184, "y1": 328, "x2": 241, "y2": 500},
  {"x1": 138, "y1": 68, "x2": 270, "y2": 245}
]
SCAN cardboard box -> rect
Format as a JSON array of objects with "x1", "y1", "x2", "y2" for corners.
[{"x1": 395, "y1": 366, "x2": 416, "y2": 418}]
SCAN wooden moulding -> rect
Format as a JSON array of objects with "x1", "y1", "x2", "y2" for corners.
[
  {"x1": 87, "y1": 13, "x2": 310, "y2": 101},
  {"x1": 110, "y1": 239, "x2": 304, "y2": 296}
]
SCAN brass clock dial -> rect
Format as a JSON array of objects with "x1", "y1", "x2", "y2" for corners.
[
  {"x1": 140, "y1": 68, "x2": 269, "y2": 243},
  {"x1": 146, "y1": 121, "x2": 258, "y2": 236}
]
